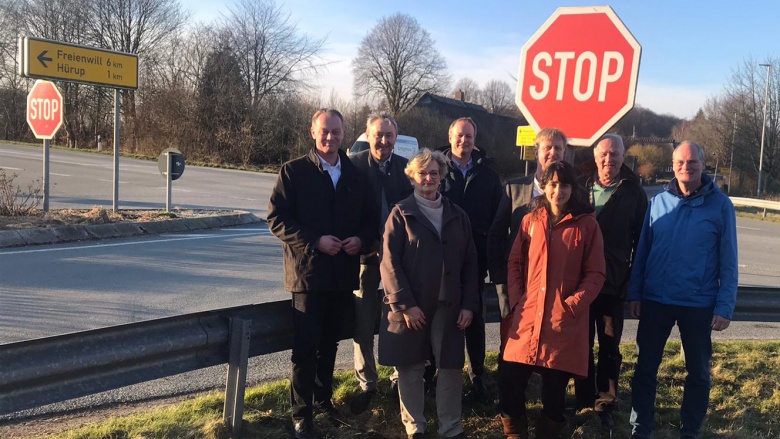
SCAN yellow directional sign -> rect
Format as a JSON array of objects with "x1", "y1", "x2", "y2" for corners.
[
  {"x1": 522, "y1": 145, "x2": 536, "y2": 161},
  {"x1": 19, "y1": 36, "x2": 138, "y2": 89},
  {"x1": 720, "y1": 168, "x2": 731, "y2": 175},
  {"x1": 516, "y1": 125, "x2": 536, "y2": 146}
]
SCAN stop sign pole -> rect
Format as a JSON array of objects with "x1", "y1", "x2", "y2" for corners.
[
  {"x1": 26, "y1": 80, "x2": 64, "y2": 212},
  {"x1": 516, "y1": 6, "x2": 641, "y2": 146}
]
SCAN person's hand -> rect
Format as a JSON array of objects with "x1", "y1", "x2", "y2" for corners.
[
  {"x1": 628, "y1": 301, "x2": 641, "y2": 319},
  {"x1": 402, "y1": 306, "x2": 426, "y2": 330},
  {"x1": 457, "y1": 309, "x2": 473, "y2": 330},
  {"x1": 316, "y1": 235, "x2": 342, "y2": 255},
  {"x1": 341, "y1": 236, "x2": 362, "y2": 256},
  {"x1": 711, "y1": 315, "x2": 731, "y2": 331}
]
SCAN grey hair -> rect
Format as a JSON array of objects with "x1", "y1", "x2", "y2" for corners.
[
  {"x1": 595, "y1": 133, "x2": 625, "y2": 152},
  {"x1": 674, "y1": 141, "x2": 705, "y2": 161},
  {"x1": 405, "y1": 148, "x2": 448, "y2": 179},
  {"x1": 366, "y1": 112, "x2": 398, "y2": 132}
]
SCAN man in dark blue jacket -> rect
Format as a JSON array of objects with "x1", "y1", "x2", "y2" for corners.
[
  {"x1": 268, "y1": 108, "x2": 378, "y2": 439},
  {"x1": 627, "y1": 141, "x2": 738, "y2": 439},
  {"x1": 440, "y1": 117, "x2": 502, "y2": 404},
  {"x1": 348, "y1": 112, "x2": 413, "y2": 414}
]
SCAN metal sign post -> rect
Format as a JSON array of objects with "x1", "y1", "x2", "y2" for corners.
[{"x1": 157, "y1": 148, "x2": 185, "y2": 212}]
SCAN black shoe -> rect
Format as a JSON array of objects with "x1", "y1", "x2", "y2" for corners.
[
  {"x1": 349, "y1": 389, "x2": 376, "y2": 414},
  {"x1": 407, "y1": 433, "x2": 426, "y2": 439},
  {"x1": 313, "y1": 399, "x2": 336, "y2": 415},
  {"x1": 446, "y1": 433, "x2": 468, "y2": 439},
  {"x1": 470, "y1": 376, "x2": 493, "y2": 405},
  {"x1": 598, "y1": 411, "x2": 615, "y2": 429},
  {"x1": 293, "y1": 419, "x2": 321, "y2": 439},
  {"x1": 390, "y1": 380, "x2": 399, "y2": 398}
]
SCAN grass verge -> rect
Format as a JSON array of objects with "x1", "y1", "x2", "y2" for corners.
[{"x1": 32, "y1": 341, "x2": 780, "y2": 439}]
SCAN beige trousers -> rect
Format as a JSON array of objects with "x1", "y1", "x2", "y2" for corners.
[{"x1": 396, "y1": 306, "x2": 464, "y2": 437}]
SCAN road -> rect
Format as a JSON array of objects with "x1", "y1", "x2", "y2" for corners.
[
  {"x1": 0, "y1": 142, "x2": 275, "y2": 216},
  {"x1": 2, "y1": 143, "x2": 780, "y2": 422}
]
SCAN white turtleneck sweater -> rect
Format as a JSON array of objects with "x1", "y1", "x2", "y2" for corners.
[{"x1": 414, "y1": 191, "x2": 443, "y2": 236}]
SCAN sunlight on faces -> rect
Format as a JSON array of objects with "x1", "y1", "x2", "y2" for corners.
[
  {"x1": 411, "y1": 162, "x2": 441, "y2": 200},
  {"x1": 448, "y1": 120, "x2": 475, "y2": 161},
  {"x1": 536, "y1": 137, "x2": 566, "y2": 171},
  {"x1": 367, "y1": 118, "x2": 396, "y2": 163},
  {"x1": 594, "y1": 137, "x2": 625, "y2": 183},
  {"x1": 310, "y1": 113, "x2": 344, "y2": 159},
  {"x1": 544, "y1": 171, "x2": 572, "y2": 217},
  {"x1": 673, "y1": 142, "x2": 703, "y2": 189}
]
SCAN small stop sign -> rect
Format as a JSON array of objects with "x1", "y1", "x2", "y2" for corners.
[
  {"x1": 516, "y1": 6, "x2": 641, "y2": 146},
  {"x1": 27, "y1": 80, "x2": 64, "y2": 140}
]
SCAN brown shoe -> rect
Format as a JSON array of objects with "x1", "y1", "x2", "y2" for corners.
[{"x1": 500, "y1": 415, "x2": 529, "y2": 439}]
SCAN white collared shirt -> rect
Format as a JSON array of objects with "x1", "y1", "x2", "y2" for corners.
[
  {"x1": 533, "y1": 176, "x2": 543, "y2": 197},
  {"x1": 318, "y1": 154, "x2": 341, "y2": 189}
]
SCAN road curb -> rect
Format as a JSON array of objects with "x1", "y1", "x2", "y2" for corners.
[{"x1": 0, "y1": 212, "x2": 262, "y2": 249}]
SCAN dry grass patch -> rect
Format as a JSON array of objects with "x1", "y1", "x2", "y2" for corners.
[{"x1": 28, "y1": 341, "x2": 780, "y2": 438}]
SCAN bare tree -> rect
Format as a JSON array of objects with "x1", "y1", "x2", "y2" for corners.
[
  {"x1": 221, "y1": 0, "x2": 324, "y2": 107},
  {"x1": 482, "y1": 79, "x2": 514, "y2": 115},
  {"x1": 453, "y1": 77, "x2": 481, "y2": 104},
  {"x1": 353, "y1": 13, "x2": 449, "y2": 114},
  {"x1": 87, "y1": 0, "x2": 190, "y2": 151}
]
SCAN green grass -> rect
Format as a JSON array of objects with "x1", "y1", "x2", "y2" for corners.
[
  {"x1": 36, "y1": 341, "x2": 780, "y2": 439},
  {"x1": 734, "y1": 206, "x2": 780, "y2": 222}
]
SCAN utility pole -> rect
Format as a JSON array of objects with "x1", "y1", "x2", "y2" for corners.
[
  {"x1": 729, "y1": 112, "x2": 736, "y2": 194},
  {"x1": 758, "y1": 63, "x2": 771, "y2": 198}
]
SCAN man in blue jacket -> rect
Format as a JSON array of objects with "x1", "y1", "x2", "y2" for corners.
[{"x1": 627, "y1": 141, "x2": 738, "y2": 439}]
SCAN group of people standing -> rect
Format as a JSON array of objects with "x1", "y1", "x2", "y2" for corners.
[{"x1": 268, "y1": 108, "x2": 738, "y2": 439}]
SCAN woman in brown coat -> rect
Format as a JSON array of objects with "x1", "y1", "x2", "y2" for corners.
[
  {"x1": 379, "y1": 148, "x2": 479, "y2": 439},
  {"x1": 499, "y1": 161, "x2": 606, "y2": 439}
]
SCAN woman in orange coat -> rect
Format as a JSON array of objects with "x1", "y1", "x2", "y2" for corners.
[{"x1": 498, "y1": 161, "x2": 606, "y2": 439}]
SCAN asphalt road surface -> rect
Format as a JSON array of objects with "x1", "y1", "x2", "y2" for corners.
[
  {"x1": 0, "y1": 142, "x2": 274, "y2": 216},
  {"x1": 2, "y1": 142, "x2": 780, "y2": 422}
]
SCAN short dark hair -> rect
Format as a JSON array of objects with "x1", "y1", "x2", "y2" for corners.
[{"x1": 311, "y1": 108, "x2": 344, "y2": 126}]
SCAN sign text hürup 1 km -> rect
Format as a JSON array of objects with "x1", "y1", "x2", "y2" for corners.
[{"x1": 19, "y1": 36, "x2": 138, "y2": 89}]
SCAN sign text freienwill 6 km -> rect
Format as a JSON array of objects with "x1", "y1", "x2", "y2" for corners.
[
  {"x1": 19, "y1": 36, "x2": 138, "y2": 89},
  {"x1": 515, "y1": 6, "x2": 641, "y2": 146}
]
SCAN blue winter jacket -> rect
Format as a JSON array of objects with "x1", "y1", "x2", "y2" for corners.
[{"x1": 627, "y1": 175, "x2": 738, "y2": 319}]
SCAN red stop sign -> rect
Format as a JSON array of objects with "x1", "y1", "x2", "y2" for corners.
[
  {"x1": 27, "y1": 80, "x2": 64, "y2": 140},
  {"x1": 516, "y1": 6, "x2": 641, "y2": 146}
]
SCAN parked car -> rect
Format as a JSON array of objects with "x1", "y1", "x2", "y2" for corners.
[{"x1": 347, "y1": 133, "x2": 419, "y2": 160}]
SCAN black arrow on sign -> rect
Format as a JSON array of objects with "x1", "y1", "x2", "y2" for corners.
[{"x1": 37, "y1": 50, "x2": 52, "y2": 68}]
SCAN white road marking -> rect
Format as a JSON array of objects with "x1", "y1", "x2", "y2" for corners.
[
  {"x1": 1, "y1": 166, "x2": 24, "y2": 171},
  {"x1": 51, "y1": 173, "x2": 71, "y2": 177},
  {"x1": 0, "y1": 230, "x2": 268, "y2": 255},
  {"x1": 737, "y1": 226, "x2": 761, "y2": 231},
  {"x1": 97, "y1": 179, "x2": 128, "y2": 184}
]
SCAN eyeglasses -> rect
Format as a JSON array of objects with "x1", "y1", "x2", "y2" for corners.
[{"x1": 415, "y1": 171, "x2": 441, "y2": 178}]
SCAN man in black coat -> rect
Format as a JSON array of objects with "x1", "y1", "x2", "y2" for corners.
[
  {"x1": 348, "y1": 112, "x2": 413, "y2": 414},
  {"x1": 574, "y1": 133, "x2": 648, "y2": 429},
  {"x1": 440, "y1": 117, "x2": 502, "y2": 405},
  {"x1": 487, "y1": 128, "x2": 567, "y2": 331},
  {"x1": 268, "y1": 108, "x2": 378, "y2": 439}
]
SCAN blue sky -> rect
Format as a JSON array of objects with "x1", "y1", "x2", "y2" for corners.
[{"x1": 187, "y1": 0, "x2": 778, "y2": 120}]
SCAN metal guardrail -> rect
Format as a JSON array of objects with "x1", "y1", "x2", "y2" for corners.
[
  {"x1": 1, "y1": 285, "x2": 778, "y2": 431},
  {"x1": 731, "y1": 196, "x2": 780, "y2": 213}
]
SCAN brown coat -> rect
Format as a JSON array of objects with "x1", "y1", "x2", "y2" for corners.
[
  {"x1": 378, "y1": 194, "x2": 479, "y2": 369},
  {"x1": 502, "y1": 208, "x2": 606, "y2": 378}
]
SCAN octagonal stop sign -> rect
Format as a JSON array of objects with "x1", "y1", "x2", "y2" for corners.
[
  {"x1": 516, "y1": 6, "x2": 641, "y2": 146},
  {"x1": 27, "y1": 80, "x2": 64, "y2": 140}
]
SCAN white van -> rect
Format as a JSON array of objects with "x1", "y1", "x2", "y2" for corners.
[{"x1": 347, "y1": 133, "x2": 419, "y2": 160}]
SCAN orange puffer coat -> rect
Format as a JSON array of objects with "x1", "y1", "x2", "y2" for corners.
[{"x1": 502, "y1": 207, "x2": 606, "y2": 378}]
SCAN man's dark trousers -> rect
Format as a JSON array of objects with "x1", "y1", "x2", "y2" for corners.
[
  {"x1": 575, "y1": 292, "x2": 625, "y2": 411},
  {"x1": 630, "y1": 299, "x2": 713, "y2": 438},
  {"x1": 465, "y1": 233, "x2": 487, "y2": 381},
  {"x1": 290, "y1": 290, "x2": 354, "y2": 422}
]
